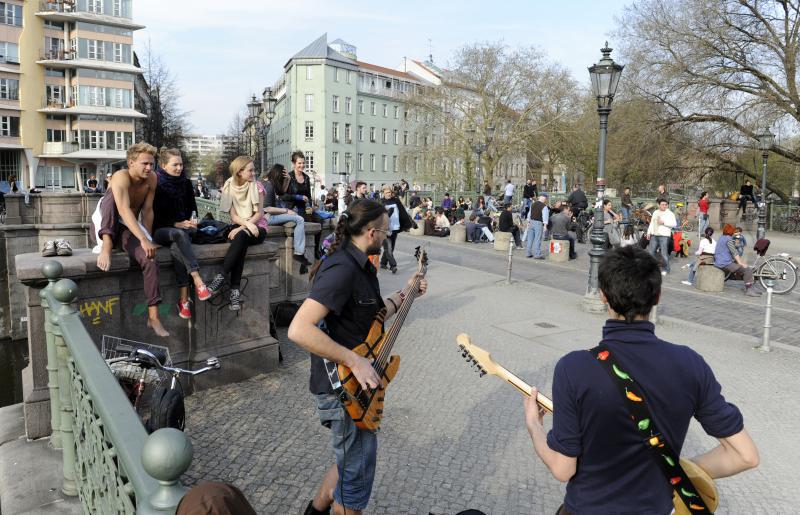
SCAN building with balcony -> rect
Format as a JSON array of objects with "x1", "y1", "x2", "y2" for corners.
[
  {"x1": 0, "y1": 0, "x2": 145, "y2": 193},
  {"x1": 181, "y1": 134, "x2": 232, "y2": 156}
]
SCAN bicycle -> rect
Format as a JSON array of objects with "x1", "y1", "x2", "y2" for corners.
[
  {"x1": 573, "y1": 210, "x2": 594, "y2": 243},
  {"x1": 673, "y1": 202, "x2": 696, "y2": 232},
  {"x1": 104, "y1": 338, "x2": 220, "y2": 432},
  {"x1": 751, "y1": 249, "x2": 798, "y2": 294},
  {"x1": 777, "y1": 207, "x2": 800, "y2": 233}
]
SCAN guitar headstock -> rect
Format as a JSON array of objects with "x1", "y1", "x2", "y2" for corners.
[
  {"x1": 456, "y1": 333, "x2": 503, "y2": 379},
  {"x1": 414, "y1": 245, "x2": 429, "y2": 277}
]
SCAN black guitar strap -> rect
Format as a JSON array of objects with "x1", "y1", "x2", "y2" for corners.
[{"x1": 589, "y1": 345, "x2": 713, "y2": 514}]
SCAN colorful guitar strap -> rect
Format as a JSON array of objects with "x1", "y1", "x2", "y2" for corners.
[{"x1": 589, "y1": 345, "x2": 713, "y2": 514}]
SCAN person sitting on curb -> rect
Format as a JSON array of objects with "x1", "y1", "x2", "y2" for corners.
[
  {"x1": 549, "y1": 204, "x2": 577, "y2": 260},
  {"x1": 714, "y1": 223, "x2": 761, "y2": 297},
  {"x1": 499, "y1": 203, "x2": 522, "y2": 249},
  {"x1": 433, "y1": 207, "x2": 451, "y2": 237},
  {"x1": 466, "y1": 214, "x2": 494, "y2": 243},
  {"x1": 89, "y1": 143, "x2": 168, "y2": 337},
  {"x1": 152, "y1": 148, "x2": 212, "y2": 320}
]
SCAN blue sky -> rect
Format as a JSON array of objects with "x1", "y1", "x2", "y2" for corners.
[{"x1": 133, "y1": 0, "x2": 633, "y2": 134}]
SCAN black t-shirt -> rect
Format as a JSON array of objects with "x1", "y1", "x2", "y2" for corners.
[
  {"x1": 307, "y1": 242, "x2": 384, "y2": 394},
  {"x1": 548, "y1": 320, "x2": 743, "y2": 514}
]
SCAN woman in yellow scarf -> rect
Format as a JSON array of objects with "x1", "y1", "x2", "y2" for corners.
[{"x1": 207, "y1": 156, "x2": 267, "y2": 310}]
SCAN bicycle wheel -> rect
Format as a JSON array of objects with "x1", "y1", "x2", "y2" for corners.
[{"x1": 756, "y1": 257, "x2": 798, "y2": 294}]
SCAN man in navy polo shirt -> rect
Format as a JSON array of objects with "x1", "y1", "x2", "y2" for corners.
[{"x1": 524, "y1": 246, "x2": 759, "y2": 514}]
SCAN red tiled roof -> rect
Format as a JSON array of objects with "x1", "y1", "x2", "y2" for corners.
[{"x1": 355, "y1": 60, "x2": 417, "y2": 81}]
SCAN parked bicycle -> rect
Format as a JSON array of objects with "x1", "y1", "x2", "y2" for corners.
[
  {"x1": 777, "y1": 207, "x2": 800, "y2": 233},
  {"x1": 750, "y1": 248, "x2": 797, "y2": 294},
  {"x1": 104, "y1": 340, "x2": 220, "y2": 432}
]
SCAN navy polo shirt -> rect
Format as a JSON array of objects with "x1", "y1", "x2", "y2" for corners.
[
  {"x1": 307, "y1": 241, "x2": 384, "y2": 395},
  {"x1": 547, "y1": 320, "x2": 743, "y2": 515}
]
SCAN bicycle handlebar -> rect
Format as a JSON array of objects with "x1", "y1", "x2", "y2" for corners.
[{"x1": 109, "y1": 349, "x2": 221, "y2": 377}]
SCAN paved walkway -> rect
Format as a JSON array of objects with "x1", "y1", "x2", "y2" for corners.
[{"x1": 183, "y1": 245, "x2": 800, "y2": 514}]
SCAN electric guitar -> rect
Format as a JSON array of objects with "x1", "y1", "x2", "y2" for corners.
[
  {"x1": 456, "y1": 333, "x2": 719, "y2": 515},
  {"x1": 324, "y1": 246, "x2": 428, "y2": 431}
]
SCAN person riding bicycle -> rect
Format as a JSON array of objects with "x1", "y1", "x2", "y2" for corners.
[{"x1": 567, "y1": 184, "x2": 588, "y2": 221}]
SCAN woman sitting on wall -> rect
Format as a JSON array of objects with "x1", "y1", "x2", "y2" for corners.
[
  {"x1": 207, "y1": 156, "x2": 268, "y2": 310},
  {"x1": 152, "y1": 148, "x2": 212, "y2": 320},
  {"x1": 262, "y1": 163, "x2": 312, "y2": 266}
]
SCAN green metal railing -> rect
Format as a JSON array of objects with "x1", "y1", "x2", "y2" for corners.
[
  {"x1": 195, "y1": 198, "x2": 230, "y2": 223},
  {"x1": 40, "y1": 260, "x2": 192, "y2": 514}
]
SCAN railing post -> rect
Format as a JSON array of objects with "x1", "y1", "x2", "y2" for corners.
[
  {"x1": 41, "y1": 261, "x2": 64, "y2": 449},
  {"x1": 141, "y1": 428, "x2": 192, "y2": 513},
  {"x1": 506, "y1": 236, "x2": 514, "y2": 285},
  {"x1": 52, "y1": 278, "x2": 80, "y2": 496}
]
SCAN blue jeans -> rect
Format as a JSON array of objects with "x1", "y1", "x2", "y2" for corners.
[
  {"x1": 525, "y1": 220, "x2": 544, "y2": 257},
  {"x1": 504, "y1": 194, "x2": 513, "y2": 205},
  {"x1": 620, "y1": 206, "x2": 631, "y2": 222},
  {"x1": 268, "y1": 213, "x2": 305, "y2": 254},
  {"x1": 698, "y1": 213, "x2": 708, "y2": 238},
  {"x1": 649, "y1": 235, "x2": 671, "y2": 273},
  {"x1": 315, "y1": 393, "x2": 377, "y2": 511}
]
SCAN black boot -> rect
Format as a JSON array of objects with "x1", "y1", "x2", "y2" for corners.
[{"x1": 303, "y1": 500, "x2": 331, "y2": 515}]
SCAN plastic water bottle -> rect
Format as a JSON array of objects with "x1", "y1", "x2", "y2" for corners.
[{"x1": 190, "y1": 210, "x2": 198, "y2": 224}]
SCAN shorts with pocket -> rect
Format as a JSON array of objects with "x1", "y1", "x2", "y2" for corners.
[{"x1": 315, "y1": 393, "x2": 378, "y2": 511}]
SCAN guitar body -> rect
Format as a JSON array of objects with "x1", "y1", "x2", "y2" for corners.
[
  {"x1": 337, "y1": 312, "x2": 401, "y2": 431},
  {"x1": 673, "y1": 458, "x2": 718, "y2": 514}
]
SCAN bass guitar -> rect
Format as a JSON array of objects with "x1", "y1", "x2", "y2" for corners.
[
  {"x1": 455, "y1": 333, "x2": 719, "y2": 515},
  {"x1": 324, "y1": 246, "x2": 428, "y2": 431}
]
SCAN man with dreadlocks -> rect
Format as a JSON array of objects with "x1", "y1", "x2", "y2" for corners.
[{"x1": 289, "y1": 199, "x2": 428, "y2": 515}]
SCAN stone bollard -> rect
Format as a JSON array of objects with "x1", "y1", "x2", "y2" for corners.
[
  {"x1": 494, "y1": 231, "x2": 512, "y2": 251},
  {"x1": 409, "y1": 223, "x2": 425, "y2": 236},
  {"x1": 548, "y1": 240, "x2": 569, "y2": 263},
  {"x1": 449, "y1": 224, "x2": 467, "y2": 243},
  {"x1": 694, "y1": 265, "x2": 725, "y2": 292},
  {"x1": 142, "y1": 428, "x2": 193, "y2": 511}
]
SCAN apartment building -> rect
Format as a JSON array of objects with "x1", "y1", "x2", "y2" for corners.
[
  {"x1": 0, "y1": 0, "x2": 144, "y2": 193},
  {"x1": 266, "y1": 34, "x2": 423, "y2": 193},
  {"x1": 261, "y1": 34, "x2": 527, "y2": 194},
  {"x1": 182, "y1": 134, "x2": 231, "y2": 156}
]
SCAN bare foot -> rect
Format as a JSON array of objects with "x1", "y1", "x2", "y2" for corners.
[
  {"x1": 147, "y1": 317, "x2": 170, "y2": 337},
  {"x1": 96, "y1": 251, "x2": 111, "y2": 271}
]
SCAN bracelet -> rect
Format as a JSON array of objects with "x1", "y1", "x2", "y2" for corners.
[
  {"x1": 386, "y1": 297, "x2": 398, "y2": 311},
  {"x1": 396, "y1": 290, "x2": 407, "y2": 301}
]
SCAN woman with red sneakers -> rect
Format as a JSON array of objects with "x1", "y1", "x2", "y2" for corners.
[{"x1": 152, "y1": 148, "x2": 212, "y2": 319}]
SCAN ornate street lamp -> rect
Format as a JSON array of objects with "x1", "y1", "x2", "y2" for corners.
[
  {"x1": 583, "y1": 42, "x2": 624, "y2": 313},
  {"x1": 245, "y1": 87, "x2": 278, "y2": 175},
  {"x1": 755, "y1": 127, "x2": 774, "y2": 241},
  {"x1": 467, "y1": 126, "x2": 495, "y2": 196}
]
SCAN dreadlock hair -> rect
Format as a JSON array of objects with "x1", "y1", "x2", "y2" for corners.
[{"x1": 309, "y1": 199, "x2": 388, "y2": 281}]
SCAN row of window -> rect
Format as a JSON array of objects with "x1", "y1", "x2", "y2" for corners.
[
  {"x1": 303, "y1": 120, "x2": 430, "y2": 147},
  {"x1": 45, "y1": 84, "x2": 133, "y2": 109},
  {"x1": 46, "y1": 128, "x2": 133, "y2": 150},
  {"x1": 303, "y1": 94, "x2": 403, "y2": 119},
  {"x1": 83, "y1": 0, "x2": 131, "y2": 18},
  {"x1": 305, "y1": 65, "x2": 354, "y2": 84},
  {"x1": 327, "y1": 152, "x2": 401, "y2": 174}
]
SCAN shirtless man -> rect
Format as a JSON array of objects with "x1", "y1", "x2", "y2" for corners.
[{"x1": 90, "y1": 143, "x2": 168, "y2": 337}]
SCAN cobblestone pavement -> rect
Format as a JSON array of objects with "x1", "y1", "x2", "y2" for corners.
[
  {"x1": 183, "y1": 248, "x2": 800, "y2": 514},
  {"x1": 394, "y1": 230, "x2": 800, "y2": 349}
]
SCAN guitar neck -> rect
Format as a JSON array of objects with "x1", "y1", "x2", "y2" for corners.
[{"x1": 492, "y1": 363, "x2": 554, "y2": 413}]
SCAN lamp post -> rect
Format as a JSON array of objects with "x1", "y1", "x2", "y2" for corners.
[
  {"x1": 582, "y1": 42, "x2": 624, "y2": 313},
  {"x1": 755, "y1": 127, "x2": 774, "y2": 241},
  {"x1": 467, "y1": 126, "x2": 495, "y2": 196},
  {"x1": 246, "y1": 87, "x2": 277, "y2": 175}
]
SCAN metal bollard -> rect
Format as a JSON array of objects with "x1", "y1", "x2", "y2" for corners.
[
  {"x1": 506, "y1": 237, "x2": 514, "y2": 284},
  {"x1": 755, "y1": 279, "x2": 774, "y2": 352}
]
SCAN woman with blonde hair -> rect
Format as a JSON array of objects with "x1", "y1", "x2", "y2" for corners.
[
  {"x1": 152, "y1": 148, "x2": 211, "y2": 319},
  {"x1": 207, "y1": 156, "x2": 267, "y2": 310}
]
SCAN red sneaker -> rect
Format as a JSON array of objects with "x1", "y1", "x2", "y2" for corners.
[
  {"x1": 195, "y1": 284, "x2": 212, "y2": 301},
  {"x1": 178, "y1": 300, "x2": 191, "y2": 320}
]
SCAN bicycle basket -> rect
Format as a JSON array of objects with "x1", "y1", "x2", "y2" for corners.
[{"x1": 101, "y1": 335, "x2": 173, "y2": 424}]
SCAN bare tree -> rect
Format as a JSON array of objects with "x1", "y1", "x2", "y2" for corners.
[
  {"x1": 136, "y1": 41, "x2": 189, "y2": 153},
  {"x1": 615, "y1": 0, "x2": 800, "y2": 199}
]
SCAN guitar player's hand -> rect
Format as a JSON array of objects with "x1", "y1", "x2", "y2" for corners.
[
  {"x1": 347, "y1": 353, "x2": 381, "y2": 391},
  {"x1": 524, "y1": 387, "x2": 547, "y2": 429},
  {"x1": 408, "y1": 273, "x2": 428, "y2": 296}
]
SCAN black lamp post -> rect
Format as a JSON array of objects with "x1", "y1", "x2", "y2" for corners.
[
  {"x1": 247, "y1": 87, "x2": 277, "y2": 175},
  {"x1": 467, "y1": 126, "x2": 495, "y2": 196},
  {"x1": 755, "y1": 127, "x2": 774, "y2": 241},
  {"x1": 583, "y1": 43, "x2": 623, "y2": 313}
]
